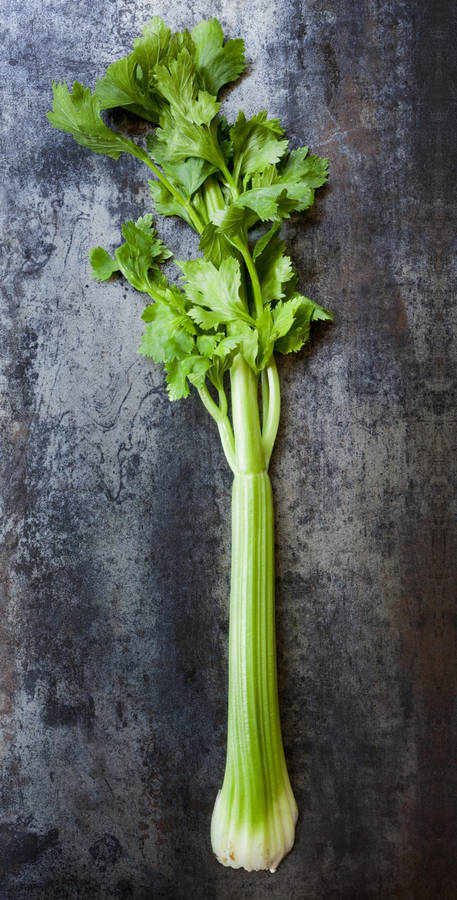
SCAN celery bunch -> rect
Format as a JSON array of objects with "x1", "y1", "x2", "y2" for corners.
[{"x1": 48, "y1": 16, "x2": 330, "y2": 872}]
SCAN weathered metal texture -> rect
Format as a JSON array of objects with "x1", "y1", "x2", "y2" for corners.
[{"x1": 1, "y1": 0, "x2": 455, "y2": 896}]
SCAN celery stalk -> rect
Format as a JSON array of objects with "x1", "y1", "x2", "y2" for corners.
[
  {"x1": 47, "y1": 14, "x2": 331, "y2": 873},
  {"x1": 210, "y1": 357, "x2": 297, "y2": 871}
]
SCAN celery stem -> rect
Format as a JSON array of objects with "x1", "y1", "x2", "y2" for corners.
[
  {"x1": 220, "y1": 163, "x2": 239, "y2": 196},
  {"x1": 230, "y1": 356, "x2": 265, "y2": 474},
  {"x1": 261, "y1": 369, "x2": 270, "y2": 435},
  {"x1": 198, "y1": 385, "x2": 236, "y2": 472},
  {"x1": 212, "y1": 354, "x2": 297, "y2": 872},
  {"x1": 261, "y1": 357, "x2": 281, "y2": 468},
  {"x1": 141, "y1": 152, "x2": 205, "y2": 234},
  {"x1": 203, "y1": 175, "x2": 226, "y2": 218},
  {"x1": 239, "y1": 244, "x2": 264, "y2": 318}
]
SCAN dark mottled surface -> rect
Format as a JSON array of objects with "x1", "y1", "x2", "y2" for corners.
[{"x1": 1, "y1": 0, "x2": 455, "y2": 897}]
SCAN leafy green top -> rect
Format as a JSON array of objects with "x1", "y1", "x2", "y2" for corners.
[{"x1": 48, "y1": 16, "x2": 331, "y2": 402}]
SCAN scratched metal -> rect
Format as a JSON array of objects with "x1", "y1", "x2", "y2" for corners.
[{"x1": 1, "y1": 0, "x2": 455, "y2": 897}]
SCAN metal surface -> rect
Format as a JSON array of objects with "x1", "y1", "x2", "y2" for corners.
[{"x1": 1, "y1": 0, "x2": 455, "y2": 896}]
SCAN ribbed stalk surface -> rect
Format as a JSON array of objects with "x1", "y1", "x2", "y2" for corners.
[{"x1": 211, "y1": 471, "x2": 297, "y2": 872}]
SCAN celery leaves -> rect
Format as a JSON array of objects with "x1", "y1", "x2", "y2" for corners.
[
  {"x1": 95, "y1": 17, "x2": 172, "y2": 121},
  {"x1": 89, "y1": 214, "x2": 172, "y2": 293},
  {"x1": 191, "y1": 18, "x2": 246, "y2": 95},
  {"x1": 47, "y1": 82, "x2": 145, "y2": 161},
  {"x1": 178, "y1": 257, "x2": 252, "y2": 327},
  {"x1": 49, "y1": 14, "x2": 331, "y2": 407},
  {"x1": 138, "y1": 305, "x2": 194, "y2": 363},
  {"x1": 254, "y1": 235, "x2": 296, "y2": 302},
  {"x1": 231, "y1": 111, "x2": 289, "y2": 179}
]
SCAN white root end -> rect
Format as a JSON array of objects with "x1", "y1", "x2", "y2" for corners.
[{"x1": 211, "y1": 787, "x2": 298, "y2": 873}]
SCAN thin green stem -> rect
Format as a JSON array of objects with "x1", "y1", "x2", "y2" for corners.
[
  {"x1": 198, "y1": 384, "x2": 236, "y2": 472},
  {"x1": 192, "y1": 191, "x2": 209, "y2": 228},
  {"x1": 198, "y1": 384, "x2": 223, "y2": 421},
  {"x1": 217, "y1": 385, "x2": 228, "y2": 419},
  {"x1": 220, "y1": 162, "x2": 239, "y2": 197},
  {"x1": 139, "y1": 151, "x2": 205, "y2": 234},
  {"x1": 218, "y1": 419, "x2": 236, "y2": 474},
  {"x1": 238, "y1": 243, "x2": 263, "y2": 318},
  {"x1": 261, "y1": 368, "x2": 270, "y2": 434},
  {"x1": 261, "y1": 357, "x2": 281, "y2": 468}
]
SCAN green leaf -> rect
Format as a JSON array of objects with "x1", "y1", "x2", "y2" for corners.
[
  {"x1": 311, "y1": 303, "x2": 333, "y2": 321},
  {"x1": 210, "y1": 203, "x2": 257, "y2": 243},
  {"x1": 230, "y1": 111, "x2": 289, "y2": 181},
  {"x1": 189, "y1": 91, "x2": 221, "y2": 125},
  {"x1": 235, "y1": 323, "x2": 259, "y2": 371},
  {"x1": 255, "y1": 307, "x2": 275, "y2": 367},
  {"x1": 47, "y1": 81, "x2": 144, "y2": 160},
  {"x1": 198, "y1": 222, "x2": 232, "y2": 265},
  {"x1": 141, "y1": 276, "x2": 189, "y2": 314},
  {"x1": 271, "y1": 299, "x2": 300, "y2": 337},
  {"x1": 154, "y1": 48, "x2": 199, "y2": 117},
  {"x1": 191, "y1": 18, "x2": 246, "y2": 95},
  {"x1": 213, "y1": 335, "x2": 240, "y2": 363},
  {"x1": 95, "y1": 18, "x2": 225, "y2": 125},
  {"x1": 256, "y1": 297, "x2": 304, "y2": 365},
  {"x1": 274, "y1": 295, "x2": 332, "y2": 354},
  {"x1": 89, "y1": 246, "x2": 119, "y2": 280},
  {"x1": 169, "y1": 158, "x2": 217, "y2": 196},
  {"x1": 215, "y1": 114, "x2": 234, "y2": 163},
  {"x1": 94, "y1": 53, "x2": 163, "y2": 123},
  {"x1": 148, "y1": 179, "x2": 194, "y2": 227},
  {"x1": 213, "y1": 148, "x2": 328, "y2": 235},
  {"x1": 154, "y1": 48, "x2": 221, "y2": 125},
  {"x1": 123, "y1": 213, "x2": 172, "y2": 256},
  {"x1": 252, "y1": 223, "x2": 281, "y2": 260},
  {"x1": 279, "y1": 146, "x2": 328, "y2": 190},
  {"x1": 138, "y1": 304, "x2": 194, "y2": 363},
  {"x1": 230, "y1": 148, "x2": 327, "y2": 220},
  {"x1": 152, "y1": 114, "x2": 226, "y2": 168},
  {"x1": 187, "y1": 357, "x2": 213, "y2": 388},
  {"x1": 166, "y1": 28, "x2": 195, "y2": 62},
  {"x1": 197, "y1": 333, "x2": 224, "y2": 357},
  {"x1": 134, "y1": 16, "x2": 173, "y2": 64},
  {"x1": 255, "y1": 235, "x2": 295, "y2": 302},
  {"x1": 166, "y1": 355, "x2": 212, "y2": 400},
  {"x1": 179, "y1": 257, "x2": 253, "y2": 328},
  {"x1": 191, "y1": 308, "x2": 227, "y2": 329},
  {"x1": 147, "y1": 142, "x2": 216, "y2": 198},
  {"x1": 248, "y1": 148, "x2": 328, "y2": 216},
  {"x1": 233, "y1": 185, "x2": 290, "y2": 221},
  {"x1": 195, "y1": 330, "x2": 246, "y2": 388},
  {"x1": 102, "y1": 214, "x2": 172, "y2": 293},
  {"x1": 212, "y1": 183, "x2": 297, "y2": 244}
]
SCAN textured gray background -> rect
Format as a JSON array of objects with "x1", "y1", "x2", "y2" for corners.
[{"x1": 1, "y1": 0, "x2": 456, "y2": 897}]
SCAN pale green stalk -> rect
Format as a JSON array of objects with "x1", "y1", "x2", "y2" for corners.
[{"x1": 210, "y1": 356, "x2": 297, "y2": 872}]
